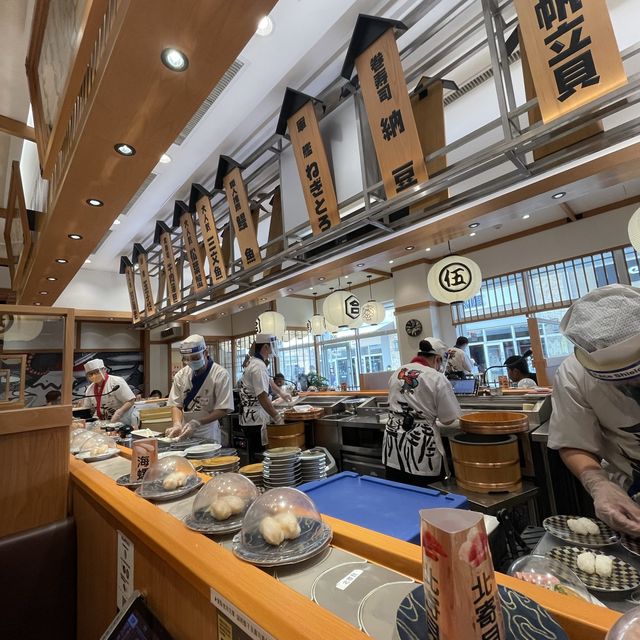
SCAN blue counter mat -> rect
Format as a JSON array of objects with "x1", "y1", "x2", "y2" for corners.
[{"x1": 299, "y1": 471, "x2": 468, "y2": 544}]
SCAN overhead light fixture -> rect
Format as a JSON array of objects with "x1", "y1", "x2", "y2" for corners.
[
  {"x1": 46, "y1": 277, "x2": 57, "y2": 281},
  {"x1": 468, "y1": 222, "x2": 480, "y2": 229},
  {"x1": 85, "y1": 258, "x2": 92, "y2": 264},
  {"x1": 39, "y1": 291, "x2": 47, "y2": 295},
  {"x1": 160, "y1": 48, "x2": 189, "y2": 71},
  {"x1": 310, "y1": 287, "x2": 314, "y2": 291},
  {"x1": 256, "y1": 15, "x2": 274, "y2": 36},
  {"x1": 319, "y1": 277, "x2": 326, "y2": 281},
  {"x1": 388, "y1": 260, "x2": 394, "y2": 264},
  {"x1": 112, "y1": 219, "x2": 121, "y2": 226},
  {"x1": 425, "y1": 247, "x2": 431, "y2": 252},
  {"x1": 259, "y1": 297, "x2": 267, "y2": 302},
  {"x1": 469, "y1": 232, "x2": 477, "y2": 237},
  {"x1": 114, "y1": 143, "x2": 136, "y2": 156},
  {"x1": 220, "y1": 312, "x2": 225, "y2": 316},
  {"x1": 356, "y1": 263, "x2": 365, "y2": 268},
  {"x1": 68, "y1": 233, "x2": 82, "y2": 240},
  {"x1": 552, "y1": 191, "x2": 566, "y2": 199},
  {"x1": 86, "y1": 198, "x2": 103, "y2": 207},
  {"x1": 405, "y1": 246, "x2": 415, "y2": 251},
  {"x1": 159, "y1": 153, "x2": 172, "y2": 164},
  {"x1": 287, "y1": 288, "x2": 293, "y2": 292},
  {"x1": 239, "y1": 305, "x2": 245, "y2": 310},
  {"x1": 522, "y1": 214, "x2": 531, "y2": 220},
  {"x1": 55, "y1": 258, "x2": 68, "y2": 264},
  {"x1": 34, "y1": 302, "x2": 41, "y2": 306}
]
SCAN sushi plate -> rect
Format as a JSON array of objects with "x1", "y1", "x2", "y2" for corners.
[
  {"x1": 75, "y1": 448, "x2": 119, "y2": 462},
  {"x1": 543, "y1": 515, "x2": 619, "y2": 547},
  {"x1": 622, "y1": 535, "x2": 640, "y2": 557},
  {"x1": 136, "y1": 475, "x2": 203, "y2": 502},
  {"x1": 547, "y1": 546, "x2": 640, "y2": 592}
]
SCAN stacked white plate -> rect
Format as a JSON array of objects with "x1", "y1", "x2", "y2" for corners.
[
  {"x1": 300, "y1": 449, "x2": 327, "y2": 483},
  {"x1": 262, "y1": 447, "x2": 302, "y2": 488},
  {"x1": 184, "y1": 443, "x2": 222, "y2": 459}
]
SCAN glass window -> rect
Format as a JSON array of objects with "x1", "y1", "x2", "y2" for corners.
[
  {"x1": 234, "y1": 334, "x2": 254, "y2": 383},
  {"x1": 278, "y1": 330, "x2": 316, "y2": 387},
  {"x1": 625, "y1": 246, "x2": 640, "y2": 286}
]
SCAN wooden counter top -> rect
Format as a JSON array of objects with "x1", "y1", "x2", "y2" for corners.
[{"x1": 70, "y1": 451, "x2": 619, "y2": 640}]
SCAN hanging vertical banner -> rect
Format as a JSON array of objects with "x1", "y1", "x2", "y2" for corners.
[
  {"x1": 173, "y1": 200, "x2": 207, "y2": 293},
  {"x1": 154, "y1": 221, "x2": 181, "y2": 306},
  {"x1": 276, "y1": 88, "x2": 340, "y2": 235},
  {"x1": 342, "y1": 15, "x2": 428, "y2": 200},
  {"x1": 119, "y1": 256, "x2": 141, "y2": 323},
  {"x1": 514, "y1": 0, "x2": 627, "y2": 124},
  {"x1": 214, "y1": 156, "x2": 262, "y2": 269},
  {"x1": 189, "y1": 183, "x2": 227, "y2": 285},
  {"x1": 132, "y1": 243, "x2": 156, "y2": 317}
]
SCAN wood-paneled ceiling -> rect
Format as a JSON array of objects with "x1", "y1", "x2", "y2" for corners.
[{"x1": 16, "y1": 0, "x2": 277, "y2": 305}]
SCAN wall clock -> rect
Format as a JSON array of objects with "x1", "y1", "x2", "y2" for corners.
[{"x1": 405, "y1": 318, "x2": 422, "y2": 337}]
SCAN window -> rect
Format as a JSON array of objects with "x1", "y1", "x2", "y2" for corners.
[
  {"x1": 278, "y1": 329, "x2": 316, "y2": 387},
  {"x1": 234, "y1": 334, "x2": 254, "y2": 383},
  {"x1": 624, "y1": 246, "x2": 640, "y2": 286}
]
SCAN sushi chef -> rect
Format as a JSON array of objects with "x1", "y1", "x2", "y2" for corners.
[
  {"x1": 239, "y1": 333, "x2": 284, "y2": 462},
  {"x1": 549, "y1": 284, "x2": 640, "y2": 537},
  {"x1": 82, "y1": 358, "x2": 136, "y2": 423},
  {"x1": 384, "y1": 338, "x2": 461, "y2": 487},
  {"x1": 166, "y1": 334, "x2": 233, "y2": 441}
]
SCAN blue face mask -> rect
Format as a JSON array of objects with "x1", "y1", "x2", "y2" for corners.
[{"x1": 187, "y1": 354, "x2": 206, "y2": 371}]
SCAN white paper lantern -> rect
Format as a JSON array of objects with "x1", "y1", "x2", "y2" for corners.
[
  {"x1": 361, "y1": 300, "x2": 386, "y2": 325},
  {"x1": 427, "y1": 255, "x2": 482, "y2": 304},
  {"x1": 348, "y1": 314, "x2": 363, "y2": 329},
  {"x1": 307, "y1": 315, "x2": 326, "y2": 336},
  {"x1": 324, "y1": 320, "x2": 339, "y2": 335},
  {"x1": 3, "y1": 316, "x2": 44, "y2": 342},
  {"x1": 323, "y1": 291, "x2": 361, "y2": 328},
  {"x1": 255, "y1": 311, "x2": 286, "y2": 339},
  {"x1": 629, "y1": 207, "x2": 640, "y2": 252}
]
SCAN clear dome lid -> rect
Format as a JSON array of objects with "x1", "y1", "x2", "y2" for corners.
[
  {"x1": 508, "y1": 554, "x2": 591, "y2": 602},
  {"x1": 73, "y1": 431, "x2": 113, "y2": 455},
  {"x1": 192, "y1": 473, "x2": 258, "y2": 521},
  {"x1": 70, "y1": 428, "x2": 88, "y2": 447},
  {"x1": 140, "y1": 455, "x2": 198, "y2": 495},
  {"x1": 606, "y1": 605, "x2": 640, "y2": 639}
]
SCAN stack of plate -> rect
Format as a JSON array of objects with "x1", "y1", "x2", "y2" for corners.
[
  {"x1": 263, "y1": 447, "x2": 301, "y2": 488},
  {"x1": 184, "y1": 443, "x2": 222, "y2": 460},
  {"x1": 240, "y1": 463, "x2": 264, "y2": 489},
  {"x1": 300, "y1": 449, "x2": 327, "y2": 483},
  {"x1": 200, "y1": 455, "x2": 240, "y2": 476}
]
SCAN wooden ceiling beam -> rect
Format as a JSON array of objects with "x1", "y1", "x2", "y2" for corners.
[
  {"x1": 0, "y1": 115, "x2": 36, "y2": 142},
  {"x1": 559, "y1": 202, "x2": 577, "y2": 221}
]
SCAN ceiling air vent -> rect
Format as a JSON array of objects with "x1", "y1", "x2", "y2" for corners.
[{"x1": 174, "y1": 57, "x2": 246, "y2": 145}]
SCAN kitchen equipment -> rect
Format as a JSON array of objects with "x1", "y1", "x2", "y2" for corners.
[
  {"x1": 268, "y1": 421, "x2": 305, "y2": 449},
  {"x1": 460, "y1": 411, "x2": 529, "y2": 435},
  {"x1": 263, "y1": 448, "x2": 302, "y2": 488},
  {"x1": 450, "y1": 433, "x2": 522, "y2": 493}
]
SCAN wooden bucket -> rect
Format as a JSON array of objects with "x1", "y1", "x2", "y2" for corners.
[
  {"x1": 267, "y1": 421, "x2": 305, "y2": 450},
  {"x1": 451, "y1": 433, "x2": 521, "y2": 493},
  {"x1": 459, "y1": 411, "x2": 528, "y2": 435}
]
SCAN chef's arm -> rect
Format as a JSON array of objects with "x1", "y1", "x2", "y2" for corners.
[
  {"x1": 171, "y1": 406, "x2": 184, "y2": 427},
  {"x1": 559, "y1": 447, "x2": 602, "y2": 478},
  {"x1": 257, "y1": 391, "x2": 279, "y2": 420},
  {"x1": 193, "y1": 408, "x2": 231, "y2": 425},
  {"x1": 269, "y1": 379, "x2": 286, "y2": 399},
  {"x1": 111, "y1": 398, "x2": 135, "y2": 423}
]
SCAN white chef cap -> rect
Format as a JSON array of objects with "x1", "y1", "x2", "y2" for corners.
[
  {"x1": 561, "y1": 284, "x2": 640, "y2": 381},
  {"x1": 420, "y1": 337, "x2": 448, "y2": 357},
  {"x1": 179, "y1": 334, "x2": 206, "y2": 355},
  {"x1": 255, "y1": 333, "x2": 276, "y2": 345},
  {"x1": 84, "y1": 358, "x2": 105, "y2": 372}
]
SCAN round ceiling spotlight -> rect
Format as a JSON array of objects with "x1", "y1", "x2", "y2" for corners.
[
  {"x1": 34, "y1": 302, "x2": 41, "y2": 306},
  {"x1": 39, "y1": 291, "x2": 48, "y2": 295},
  {"x1": 469, "y1": 232, "x2": 477, "y2": 237},
  {"x1": 405, "y1": 246, "x2": 415, "y2": 250},
  {"x1": 159, "y1": 153, "x2": 172, "y2": 164},
  {"x1": 552, "y1": 191, "x2": 566, "y2": 200},
  {"x1": 256, "y1": 15, "x2": 274, "y2": 36},
  {"x1": 46, "y1": 277, "x2": 57, "y2": 281},
  {"x1": 114, "y1": 143, "x2": 136, "y2": 156},
  {"x1": 68, "y1": 233, "x2": 82, "y2": 240},
  {"x1": 161, "y1": 48, "x2": 189, "y2": 71},
  {"x1": 55, "y1": 258, "x2": 68, "y2": 264},
  {"x1": 425, "y1": 247, "x2": 431, "y2": 252},
  {"x1": 356, "y1": 263, "x2": 365, "y2": 268},
  {"x1": 86, "y1": 198, "x2": 103, "y2": 207},
  {"x1": 468, "y1": 222, "x2": 480, "y2": 229},
  {"x1": 318, "y1": 277, "x2": 326, "y2": 281},
  {"x1": 85, "y1": 258, "x2": 92, "y2": 264},
  {"x1": 522, "y1": 214, "x2": 531, "y2": 220}
]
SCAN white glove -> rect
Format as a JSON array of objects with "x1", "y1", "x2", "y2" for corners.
[
  {"x1": 165, "y1": 423, "x2": 184, "y2": 438},
  {"x1": 272, "y1": 412, "x2": 285, "y2": 425},
  {"x1": 581, "y1": 469, "x2": 640, "y2": 537},
  {"x1": 179, "y1": 419, "x2": 201, "y2": 440},
  {"x1": 281, "y1": 392, "x2": 293, "y2": 402}
]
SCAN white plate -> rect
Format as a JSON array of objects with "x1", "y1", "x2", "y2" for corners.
[
  {"x1": 75, "y1": 448, "x2": 119, "y2": 462},
  {"x1": 130, "y1": 429, "x2": 161, "y2": 438},
  {"x1": 158, "y1": 450, "x2": 187, "y2": 459},
  {"x1": 184, "y1": 443, "x2": 222, "y2": 457}
]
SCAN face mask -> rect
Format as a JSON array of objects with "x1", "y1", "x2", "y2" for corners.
[{"x1": 187, "y1": 354, "x2": 206, "y2": 371}]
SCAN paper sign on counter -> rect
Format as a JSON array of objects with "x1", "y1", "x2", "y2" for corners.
[
  {"x1": 116, "y1": 530, "x2": 134, "y2": 610},
  {"x1": 336, "y1": 569, "x2": 364, "y2": 591},
  {"x1": 210, "y1": 587, "x2": 276, "y2": 640}
]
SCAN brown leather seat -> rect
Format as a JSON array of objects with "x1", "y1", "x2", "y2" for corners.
[{"x1": 0, "y1": 518, "x2": 76, "y2": 640}]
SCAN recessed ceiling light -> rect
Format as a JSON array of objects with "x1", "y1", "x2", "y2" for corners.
[
  {"x1": 552, "y1": 191, "x2": 566, "y2": 199},
  {"x1": 259, "y1": 297, "x2": 267, "y2": 301},
  {"x1": 34, "y1": 302, "x2": 41, "y2": 306},
  {"x1": 86, "y1": 198, "x2": 103, "y2": 207},
  {"x1": 287, "y1": 288, "x2": 293, "y2": 292},
  {"x1": 469, "y1": 232, "x2": 477, "y2": 237},
  {"x1": 68, "y1": 233, "x2": 82, "y2": 240},
  {"x1": 55, "y1": 258, "x2": 68, "y2": 264},
  {"x1": 425, "y1": 247, "x2": 431, "y2": 252},
  {"x1": 356, "y1": 263, "x2": 365, "y2": 268},
  {"x1": 522, "y1": 214, "x2": 531, "y2": 220},
  {"x1": 405, "y1": 246, "x2": 415, "y2": 251},
  {"x1": 112, "y1": 219, "x2": 121, "y2": 225},
  {"x1": 468, "y1": 222, "x2": 480, "y2": 229},
  {"x1": 310, "y1": 287, "x2": 314, "y2": 291},
  {"x1": 256, "y1": 15, "x2": 274, "y2": 36},
  {"x1": 319, "y1": 277, "x2": 326, "y2": 281},
  {"x1": 85, "y1": 258, "x2": 92, "y2": 264},
  {"x1": 46, "y1": 277, "x2": 57, "y2": 281},
  {"x1": 114, "y1": 143, "x2": 136, "y2": 156},
  {"x1": 39, "y1": 291, "x2": 47, "y2": 295},
  {"x1": 159, "y1": 153, "x2": 172, "y2": 164},
  {"x1": 239, "y1": 305, "x2": 245, "y2": 309},
  {"x1": 160, "y1": 48, "x2": 189, "y2": 71},
  {"x1": 388, "y1": 260, "x2": 394, "y2": 264},
  {"x1": 220, "y1": 312, "x2": 225, "y2": 316}
]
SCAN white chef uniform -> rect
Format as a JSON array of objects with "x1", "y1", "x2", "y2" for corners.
[
  {"x1": 549, "y1": 354, "x2": 640, "y2": 490},
  {"x1": 168, "y1": 362, "x2": 233, "y2": 441},
  {"x1": 83, "y1": 374, "x2": 135, "y2": 422},
  {"x1": 384, "y1": 363, "x2": 461, "y2": 476},
  {"x1": 447, "y1": 347, "x2": 473, "y2": 374},
  {"x1": 239, "y1": 356, "x2": 271, "y2": 445}
]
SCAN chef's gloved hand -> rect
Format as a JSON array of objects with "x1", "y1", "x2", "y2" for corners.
[
  {"x1": 110, "y1": 408, "x2": 125, "y2": 424},
  {"x1": 581, "y1": 469, "x2": 640, "y2": 537},
  {"x1": 166, "y1": 423, "x2": 184, "y2": 439},
  {"x1": 281, "y1": 392, "x2": 293, "y2": 402},
  {"x1": 179, "y1": 419, "x2": 201, "y2": 440},
  {"x1": 272, "y1": 411, "x2": 285, "y2": 425}
]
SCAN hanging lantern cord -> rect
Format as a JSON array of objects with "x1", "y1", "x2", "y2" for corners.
[
  {"x1": 367, "y1": 274, "x2": 373, "y2": 301},
  {"x1": 447, "y1": 240, "x2": 452, "y2": 256}
]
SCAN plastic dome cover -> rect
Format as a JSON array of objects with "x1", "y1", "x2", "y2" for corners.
[
  {"x1": 77, "y1": 432, "x2": 114, "y2": 456},
  {"x1": 70, "y1": 428, "x2": 88, "y2": 447},
  {"x1": 141, "y1": 455, "x2": 197, "y2": 492},
  {"x1": 71, "y1": 430, "x2": 106, "y2": 453},
  {"x1": 240, "y1": 487, "x2": 322, "y2": 547},
  {"x1": 191, "y1": 473, "x2": 258, "y2": 521},
  {"x1": 606, "y1": 605, "x2": 640, "y2": 639}
]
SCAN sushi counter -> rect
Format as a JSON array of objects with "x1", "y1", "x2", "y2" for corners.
[{"x1": 68, "y1": 446, "x2": 620, "y2": 640}]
